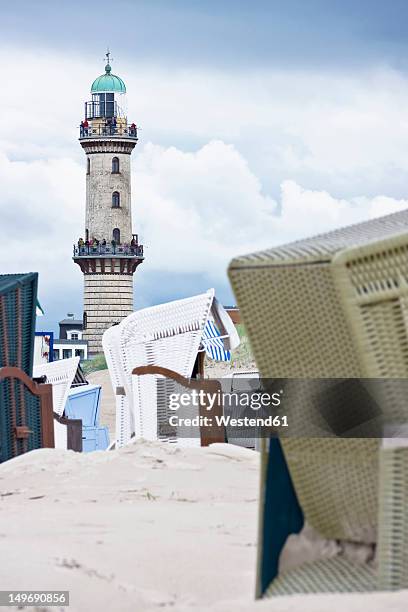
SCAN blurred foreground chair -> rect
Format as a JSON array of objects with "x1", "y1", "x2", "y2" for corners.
[
  {"x1": 103, "y1": 289, "x2": 239, "y2": 448},
  {"x1": 228, "y1": 210, "x2": 408, "y2": 595},
  {"x1": 0, "y1": 273, "x2": 54, "y2": 462}
]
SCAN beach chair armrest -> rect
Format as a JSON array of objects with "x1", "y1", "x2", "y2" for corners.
[
  {"x1": 132, "y1": 366, "x2": 225, "y2": 446},
  {"x1": 378, "y1": 436, "x2": 408, "y2": 590}
]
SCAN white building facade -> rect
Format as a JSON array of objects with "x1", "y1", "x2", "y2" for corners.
[{"x1": 52, "y1": 317, "x2": 88, "y2": 361}]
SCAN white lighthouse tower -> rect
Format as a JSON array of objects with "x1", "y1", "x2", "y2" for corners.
[{"x1": 73, "y1": 53, "x2": 144, "y2": 355}]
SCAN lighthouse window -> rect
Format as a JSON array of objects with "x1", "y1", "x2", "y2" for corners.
[
  {"x1": 106, "y1": 93, "x2": 115, "y2": 118},
  {"x1": 112, "y1": 157, "x2": 119, "y2": 174},
  {"x1": 113, "y1": 228, "x2": 120, "y2": 243},
  {"x1": 99, "y1": 93, "x2": 105, "y2": 117},
  {"x1": 112, "y1": 191, "x2": 120, "y2": 208},
  {"x1": 87, "y1": 158, "x2": 90, "y2": 175}
]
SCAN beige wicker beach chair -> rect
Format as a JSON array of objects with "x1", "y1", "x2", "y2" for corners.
[{"x1": 228, "y1": 209, "x2": 408, "y2": 595}]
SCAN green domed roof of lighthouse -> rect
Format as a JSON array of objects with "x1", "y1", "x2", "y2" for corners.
[{"x1": 91, "y1": 63, "x2": 126, "y2": 93}]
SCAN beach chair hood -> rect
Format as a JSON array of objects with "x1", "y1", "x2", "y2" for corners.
[{"x1": 33, "y1": 356, "x2": 81, "y2": 417}]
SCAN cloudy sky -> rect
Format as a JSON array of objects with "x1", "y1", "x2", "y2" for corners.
[{"x1": 2, "y1": 0, "x2": 408, "y2": 332}]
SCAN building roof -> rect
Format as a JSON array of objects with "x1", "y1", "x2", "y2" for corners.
[
  {"x1": 54, "y1": 339, "x2": 87, "y2": 345},
  {"x1": 59, "y1": 319, "x2": 83, "y2": 326},
  {"x1": 0, "y1": 272, "x2": 38, "y2": 295},
  {"x1": 91, "y1": 63, "x2": 126, "y2": 93}
]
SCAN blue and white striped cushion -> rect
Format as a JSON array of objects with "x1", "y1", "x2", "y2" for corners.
[{"x1": 201, "y1": 320, "x2": 231, "y2": 362}]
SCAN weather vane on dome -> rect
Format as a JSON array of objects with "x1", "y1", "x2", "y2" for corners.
[
  {"x1": 104, "y1": 48, "x2": 113, "y2": 68},
  {"x1": 104, "y1": 48, "x2": 113, "y2": 74}
]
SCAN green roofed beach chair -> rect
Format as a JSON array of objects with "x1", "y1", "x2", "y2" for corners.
[
  {"x1": 0, "y1": 273, "x2": 54, "y2": 462},
  {"x1": 228, "y1": 210, "x2": 408, "y2": 596}
]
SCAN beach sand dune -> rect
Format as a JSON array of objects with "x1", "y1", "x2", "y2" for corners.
[{"x1": 0, "y1": 442, "x2": 406, "y2": 611}]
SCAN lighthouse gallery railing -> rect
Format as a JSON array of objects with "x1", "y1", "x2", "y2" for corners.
[{"x1": 73, "y1": 244, "x2": 144, "y2": 257}]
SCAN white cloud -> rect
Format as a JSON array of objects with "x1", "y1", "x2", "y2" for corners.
[
  {"x1": 0, "y1": 152, "x2": 84, "y2": 306},
  {"x1": 134, "y1": 143, "x2": 408, "y2": 280},
  {"x1": 277, "y1": 180, "x2": 407, "y2": 241},
  {"x1": 1, "y1": 46, "x2": 408, "y2": 323},
  {"x1": 1, "y1": 135, "x2": 407, "y2": 321},
  {"x1": 133, "y1": 141, "x2": 277, "y2": 279},
  {"x1": 3, "y1": 46, "x2": 408, "y2": 193}
]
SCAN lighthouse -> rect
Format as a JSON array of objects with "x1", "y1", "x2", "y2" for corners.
[{"x1": 73, "y1": 53, "x2": 144, "y2": 355}]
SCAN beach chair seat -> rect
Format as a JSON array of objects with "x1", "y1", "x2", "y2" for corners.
[
  {"x1": 132, "y1": 366, "x2": 225, "y2": 446},
  {"x1": 82, "y1": 425, "x2": 110, "y2": 452},
  {"x1": 64, "y1": 384, "x2": 109, "y2": 452},
  {"x1": 266, "y1": 556, "x2": 377, "y2": 595},
  {"x1": 228, "y1": 209, "x2": 408, "y2": 595}
]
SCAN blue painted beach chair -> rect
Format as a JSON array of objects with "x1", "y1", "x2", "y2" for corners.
[{"x1": 65, "y1": 384, "x2": 109, "y2": 452}]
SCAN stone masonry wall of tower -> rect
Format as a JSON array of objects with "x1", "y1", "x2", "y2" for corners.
[
  {"x1": 86, "y1": 151, "x2": 132, "y2": 242},
  {"x1": 84, "y1": 274, "x2": 134, "y2": 353},
  {"x1": 73, "y1": 58, "x2": 144, "y2": 355}
]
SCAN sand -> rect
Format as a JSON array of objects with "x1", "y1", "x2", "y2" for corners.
[
  {"x1": 0, "y1": 441, "x2": 407, "y2": 611},
  {"x1": 88, "y1": 369, "x2": 116, "y2": 437}
]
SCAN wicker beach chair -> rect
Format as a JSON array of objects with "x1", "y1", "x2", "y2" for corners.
[
  {"x1": 33, "y1": 357, "x2": 83, "y2": 451},
  {"x1": 222, "y1": 371, "x2": 260, "y2": 450},
  {"x1": 103, "y1": 289, "x2": 239, "y2": 448},
  {"x1": 0, "y1": 273, "x2": 54, "y2": 461},
  {"x1": 0, "y1": 273, "x2": 38, "y2": 376},
  {"x1": 228, "y1": 209, "x2": 408, "y2": 595},
  {"x1": 33, "y1": 357, "x2": 81, "y2": 417}
]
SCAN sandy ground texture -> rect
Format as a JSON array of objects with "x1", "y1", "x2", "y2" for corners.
[
  {"x1": 88, "y1": 369, "x2": 116, "y2": 437},
  {"x1": 0, "y1": 441, "x2": 407, "y2": 612}
]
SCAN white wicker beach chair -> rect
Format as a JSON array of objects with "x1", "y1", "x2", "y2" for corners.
[
  {"x1": 222, "y1": 371, "x2": 260, "y2": 450},
  {"x1": 33, "y1": 357, "x2": 81, "y2": 449},
  {"x1": 102, "y1": 324, "x2": 132, "y2": 448},
  {"x1": 103, "y1": 289, "x2": 239, "y2": 448},
  {"x1": 33, "y1": 357, "x2": 80, "y2": 416}
]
